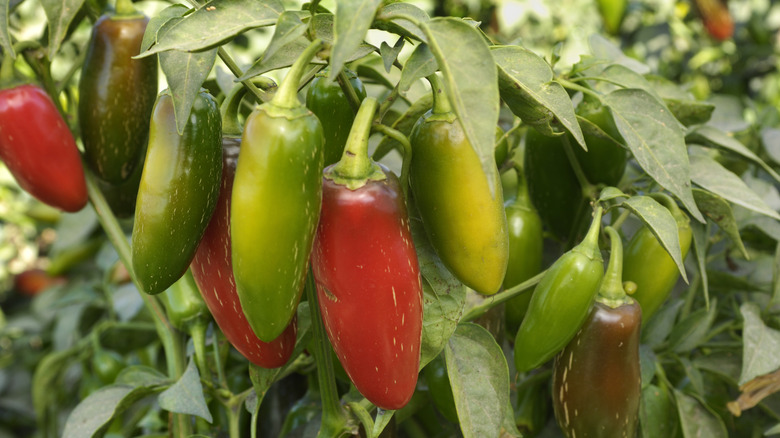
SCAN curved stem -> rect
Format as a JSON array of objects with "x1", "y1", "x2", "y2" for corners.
[
  {"x1": 426, "y1": 74, "x2": 453, "y2": 115},
  {"x1": 306, "y1": 269, "x2": 351, "y2": 437},
  {"x1": 373, "y1": 123, "x2": 412, "y2": 199},
  {"x1": 114, "y1": 0, "x2": 136, "y2": 15},
  {"x1": 511, "y1": 162, "x2": 533, "y2": 208},
  {"x1": 610, "y1": 208, "x2": 631, "y2": 231},
  {"x1": 561, "y1": 134, "x2": 595, "y2": 195},
  {"x1": 557, "y1": 77, "x2": 603, "y2": 101},
  {"x1": 598, "y1": 227, "x2": 630, "y2": 307},
  {"x1": 378, "y1": 84, "x2": 400, "y2": 120},
  {"x1": 329, "y1": 97, "x2": 382, "y2": 184},
  {"x1": 0, "y1": 53, "x2": 14, "y2": 80},
  {"x1": 337, "y1": 70, "x2": 362, "y2": 113},
  {"x1": 190, "y1": 321, "x2": 210, "y2": 382},
  {"x1": 272, "y1": 39, "x2": 323, "y2": 109},
  {"x1": 216, "y1": 48, "x2": 269, "y2": 103},
  {"x1": 462, "y1": 270, "x2": 547, "y2": 322}
]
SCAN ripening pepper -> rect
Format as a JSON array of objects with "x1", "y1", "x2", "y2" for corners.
[
  {"x1": 231, "y1": 41, "x2": 324, "y2": 342},
  {"x1": 694, "y1": 0, "x2": 734, "y2": 41},
  {"x1": 306, "y1": 69, "x2": 366, "y2": 167},
  {"x1": 514, "y1": 208, "x2": 604, "y2": 373},
  {"x1": 409, "y1": 76, "x2": 508, "y2": 295},
  {"x1": 312, "y1": 97, "x2": 423, "y2": 410},
  {"x1": 158, "y1": 270, "x2": 209, "y2": 331},
  {"x1": 553, "y1": 227, "x2": 641, "y2": 438},
  {"x1": 0, "y1": 83, "x2": 87, "y2": 212},
  {"x1": 79, "y1": 2, "x2": 157, "y2": 184},
  {"x1": 597, "y1": 0, "x2": 628, "y2": 35},
  {"x1": 623, "y1": 193, "x2": 692, "y2": 322},
  {"x1": 191, "y1": 137, "x2": 296, "y2": 368},
  {"x1": 131, "y1": 89, "x2": 222, "y2": 295}
]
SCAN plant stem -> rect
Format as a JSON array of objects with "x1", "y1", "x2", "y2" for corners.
[
  {"x1": 306, "y1": 270, "x2": 351, "y2": 437},
  {"x1": 373, "y1": 123, "x2": 412, "y2": 198},
  {"x1": 558, "y1": 77, "x2": 603, "y2": 101},
  {"x1": 337, "y1": 70, "x2": 362, "y2": 113},
  {"x1": 272, "y1": 39, "x2": 323, "y2": 109},
  {"x1": 462, "y1": 270, "x2": 547, "y2": 321},
  {"x1": 426, "y1": 74, "x2": 453, "y2": 115}
]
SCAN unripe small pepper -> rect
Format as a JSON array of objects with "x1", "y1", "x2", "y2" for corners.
[
  {"x1": 79, "y1": 1, "x2": 157, "y2": 184},
  {"x1": 514, "y1": 207, "x2": 604, "y2": 373},
  {"x1": 623, "y1": 193, "x2": 692, "y2": 322},
  {"x1": 306, "y1": 69, "x2": 366, "y2": 167},
  {"x1": 158, "y1": 270, "x2": 209, "y2": 331},
  {"x1": 553, "y1": 227, "x2": 641, "y2": 438},
  {"x1": 409, "y1": 76, "x2": 508, "y2": 295},
  {"x1": 312, "y1": 97, "x2": 423, "y2": 410}
]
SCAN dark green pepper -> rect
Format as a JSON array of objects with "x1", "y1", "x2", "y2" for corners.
[
  {"x1": 79, "y1": 2, "x2": 157, "y2": 184},
  {"x1": 514, "y1": 371, "x2": 551, "y2": 437},
  {"x1": 573, "y1": 99, "x2": 627, "y2": 187},
  {"x1": 158, "y1": 270, "x2": 209, "y2": 331},
  {"x1": 503, "y1": 164, "x2": 543, "y2": 336},
  {"x1": 306, "y1": 69, "x2": 366, "y2": 167},
  {"x1": 422, "y1": 352, "x2": 458, "y2": 423},
  {"x1": 623, "y1": 193, "x2": 692, "y2": 322},
  {"x1": 514, "y1": 207, "x2": 604, "y2": 373},
  {"x1": 524, "y1": 128, "x2": 587, "y2": 243},
  {"x1": 231, "y1": 41, "x2": 324, "y2": 342},
  {"x1": 131, "y1": 90, "x2": 222, "y2": 295},
  {"x1": 92, "y1": 349, "x2": 125, "y2": 385},
  {"x1": 409, "y1": 76, "x2": 508, "y2": 295},
  {"x1": 553, "y1": 227, "x2": 641, "y2": 438},
  {"x1": 95, "y1": 140, "x2": 146, "y2": 219}
]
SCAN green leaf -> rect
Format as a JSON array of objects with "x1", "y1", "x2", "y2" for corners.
[
  {"x1": 773, "y1": 243, "x2": 780, "y2": 308},
  {"x1": 595, "y1": 64, "x2": 663, "y2": 102},
  {"x1": 379, "y1": 37, "x2": 403, "y2": 73},
  {"x1": 766, "y1": 423, "x2": 780, "y2": 435},
  {"x1": 692, "y1": 188, "x2": 748, "y2": 258},
  {"x1": 399, "y1": 43, "x2": 437, "y2": 93},
  {"x1": 424, "y1": 18, "x2": 500, "y2": 195},
  {"x1": 739, "y1": 302, "x2": 780, "y2": 385},
  {"x1": 622, "y1": 195, "x2": 687, "y2": 281},
  {"x1": 690, "y1": 220, "x2": 710, "y2": 309},
  {"x1": 687, "y1": 125, "x2": 780, "y2": 185},
  {"x1": 371, "y1": 409, "x2": 396, "y2": 438},
  {"x1": 263, "y1": 10, "x2": 308, "y2": 64},
  {"x1": 115, "y1": 365, "x2": 169, "y2": 387},
  {"x1": 667, "y1": 299, "x2": 717, "y2": 353},
  {"x1": 32, "y1": 346, "x2": 82, "y2": 427},
  {"x1": 140, "y1": 4, "x2": 188, "y2": 53},
  {"x1": 42, "y1": 0, "x2": 85, "y2": 58},
  {"x1": 604, "y1": 89, "x2": 704, "y2": 223},
  {"x1": 639, "y1": 345, "x2": 657, "y2": 389},
  {"x1": 492, "y1": 45, "x2": 585, "y2": 147},
  {"x1": 642, "y1": 299, "x2": 683, "y2": 346},
  {"x1": 410, "y1": 214, "x2": 465, "y2": 369},
  {"x1": 693, "y1": 352, "x2": 742, "y2": 384},
  {"x1": 328, "y1": 0, "x2": 382, "y2": 81},
  {"x1": 373, "y1": 93, "x2": 433, "y2": 161},
  {"x1": 665, "y1": 99, "x2": 715, "y2": 126},
  {"x1": 0, "y1": 0, "x2": 13, "y2": 58},
  {"x1": 140, "y1": 0, "x2": 284, "y2": 55},
  {"x1": 158, "y1": 16, "x2": 218, "y2": 134},
  {"x1": 689, "y1": 151, "x2": 780, "y2": 221},
  {"x1": 640, "y1": 384, "x2": 679, "y2": 438},
  {"x1": 63, "y1": 385, "x2": 165, "y2": 438},
  {"x1": 673, "y1": 390, "x2": 728, "y2": 438},
  {"x1": 588, "y1": 34, "x2": 650, "y2": 74},
  {"x1": 597, "y1": 186, "x2": 627, "y2": 203},
  {"x1": 373, "y1": 2, "x2": 429, "y2": 41},
  {"x1": 158, "y1": 359, "x2": 212, "y2": 422},
  {"x1": 445, "y1": 323, "x2": 510, "y2": 438}
]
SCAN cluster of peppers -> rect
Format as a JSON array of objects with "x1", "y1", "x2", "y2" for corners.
[{"x1": 0, "y1": 1, "x2": 697, "y2": 430}]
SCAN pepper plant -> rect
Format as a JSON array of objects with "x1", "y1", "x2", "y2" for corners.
[{"x1": 1, "y1": 0, "x2": 780, "y2": 438}]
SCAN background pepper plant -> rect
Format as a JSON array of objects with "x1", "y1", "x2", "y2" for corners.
[{"x1": 1, "y1": 0, "x2": 780, "y2": 437}]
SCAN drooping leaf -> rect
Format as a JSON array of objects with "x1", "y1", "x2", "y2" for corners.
[
  {"x1": 445, "y1": 323, "x2": 510, "y2": 438},
  {"x1": 373, "y1": 2, "x2": 429, "y2": 41},
  {"x1": 158, "y1": 15, "x2": 218, "y2": 134},
  {"x1": 410, "y1": 213, "x2": 465, "y2": 369},
  {"x1": 263, "y1": 10, "x2": 308, "y2": 64},
  {"x1": 62, "y1": 385, "x2": 166, "y2": 438},
  {"x1": 379, "y1": 36, "x2": 404, "y2": 73},
  {"x1": 328, "y1": 0, "x2": 382, "y2": 81},
  {"x1": 597, "y1": 186, "x2": 627, "y2": 203},
  {"x1": 689, "y1": 151, "x2": 780, "y2": 221},
  {"x1": 0, "y1": 0, "x2": 13, "y2": 58},
  {"x1": 492, "y1": 45, "x2": 584, "y2": 147},
  {"x1": 687, "y1": 125, "x2": 780, "y2": 185},
  {"x1": 604, "y1": 89, "x2": 704, "y2": 222},
  {"x1": 41, "y1": 0, "x2": 85, "y2": 58},
  {"x1": 158, "y1": 359, "x2": 213, "y2": 422},
  {"x1": 140, "y1": 0, "x2": 284, "y2": 55},
  {"x1": 622, "y1": 195, "x2": 687, "y2": 281},
  {"x1": 399, "y1": 43, "x2": 436, "y2": 93},
  {"x1": 674, "y1": 390, "x2": 728, "y2": 438},
  {"x1": 692, "y1": 188, "x2": 748, "y2": 258},
  {"x1": 739, "y1": 302, "x2": 780, "y2": 385},
  {"x1": 424, "y1": 18, "x2": 500, "y2": 195},
  {"x1": 667, "y1": 299, "x2": 717, "y2": 353}
]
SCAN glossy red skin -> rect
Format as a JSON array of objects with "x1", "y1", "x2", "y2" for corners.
[
  {"x1": 190, "y1": 138, "x2": 296, "y2": 369},
  {"x1": 0, "y1": 84, "x2": 87, "y2": 212},
  {"x1": 312, "y1": 165, "x2": 423, "y2": 410}
]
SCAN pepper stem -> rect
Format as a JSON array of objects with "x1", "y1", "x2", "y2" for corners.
[
  {"x1": 0, "y1": 54, "x2": 14, "y2": 81},
  {"x1": 511, "y1": 163, "x2": 533, "y2": 209},
  {"x1": 221, "y1": 78, "x2": 277, "y2": 137},
  {"x1": 327, "y1": 97, "x2": 385, "y2": 189},
  {"x1": 272, "y1": 39, "x2": 323, "y2": 109},
  {"x1": 426, "y1": 74, "x2": 453, "y2": 115},
  {"x1": 114, "y1": 0, "x2": 136, "y2": 16},
  {"x1": 598, "y1": 227, "x2": 632, "y2": 307},
  {"x1": 578, "y1": 206, "x2": 603, "y2": 254}
]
